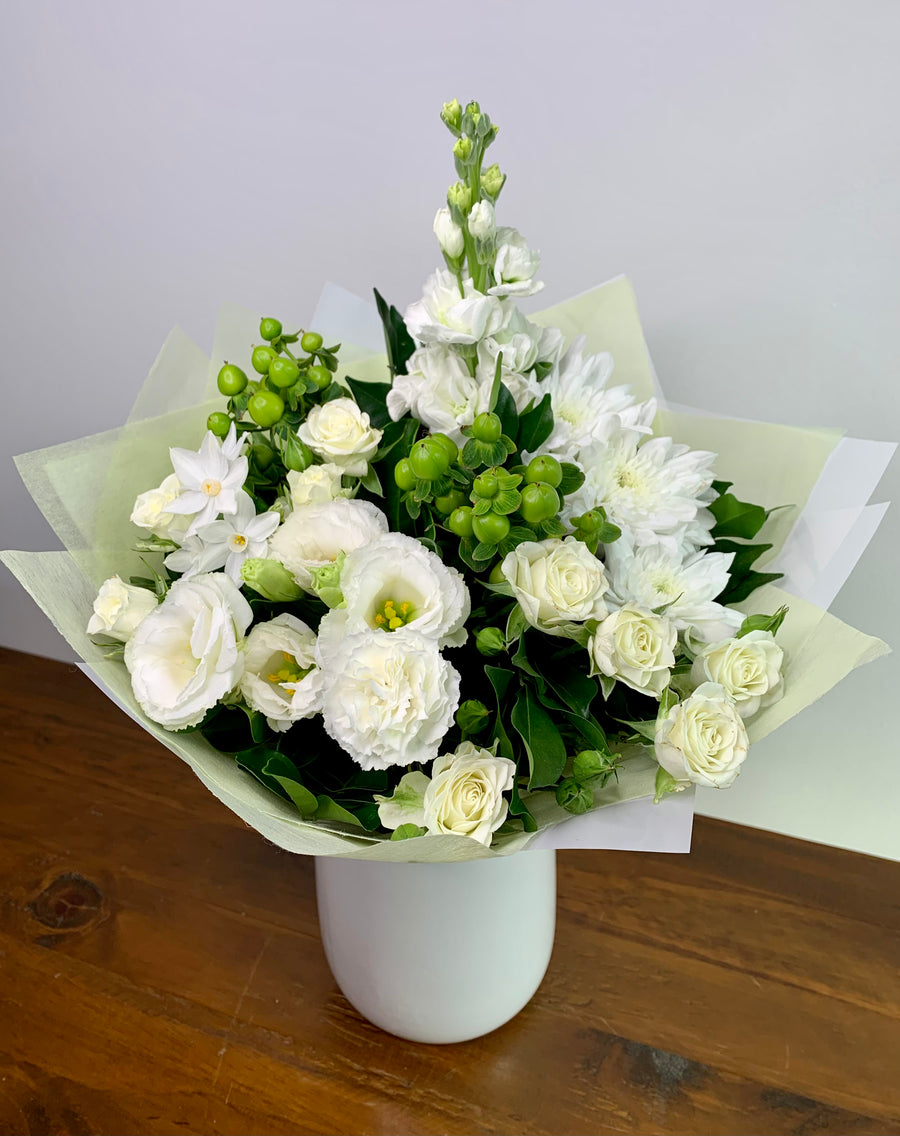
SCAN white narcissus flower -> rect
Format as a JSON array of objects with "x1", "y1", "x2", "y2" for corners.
[
  {"x1": 166, "y1": 427, "x2": 249, "y2": 537},
  {"x1": 488, "y1": 227, "x2": 543, "y2": 298},
  {"x1": 691, "y1": 630, "x2": 784, "y2": 718},
  {"x1": 125, "y1": 573, "x2": 252, "y2": 730},
  {"x1": 589, "y1": 604, "x2": 677, "y2": 698},
  {"x1": 86, "y1": 576, "x2": 158, "y2": 642},
  {"x1": 501, "y1": 537, "x2": 609, "y2": 636},
  {"x1": 297, "y1": 398, "x2": 382, "y2": 477},
  {"x1": 268, "y1": 497, "x2": 388, "y2": 590},
  {"x1": 387, "y1": 344, "x2": 491, "y2": 444},
  {"x1": 286, "y1": 463, "x2": 348, "y2": 508},
  {"x1": 239, "y1": 613, "x2": 323, "y2": 732},
  {"x1": 336, "y1": 532, "x2": 471, "y2": 648},
  {"x1": 433, "y1": 207, "x2": 464, "y2": 259},
  {"x1": 423, "y1": 741, "x2": 516, "y2": 846},
  {"x1": 165, "y1": 491, "x2": 280, "y2": 584},
  {"x1": 655, "y1": 682, "x2": 749, "y2": 789},
  {"x1": 130, "y1": 472, "x2": 192, "y2": 540},
  {"x1": 467, "y1": 200, "x2": 495, "y2": 240},
  {"x1": 405, "y1": 269, "x2": 509, "y2": 346},
  {"x1": 319, "y1": 628, "x2": 460, "y2": 771}
]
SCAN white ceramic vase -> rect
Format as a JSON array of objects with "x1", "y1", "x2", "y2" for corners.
[{"x1": 315, "y1": 848, "x2": 557, "y2": 1043}]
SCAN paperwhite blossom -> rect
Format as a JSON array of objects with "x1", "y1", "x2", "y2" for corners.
[
  {"x1": 165, "y1": 491, "x2": 280, "y2": 583},
  {"x1": 405, "y1": 269, "x2": 509, "y2": 346},
  {"x1": 239, "y1": 613, "x2": 323, "y2": 732},
  {"x1": 488, "y1": 227, "x2": 543, "y2": 298},
  {"x1": 166, "y1": 427, "x2": 249, "y2": 537},
  {"x1": 268, "y1": 497, "x2": 388, "y2": 589},
  {"x1": 387, "y1": 344, "x2": 491, "y2": 443}
]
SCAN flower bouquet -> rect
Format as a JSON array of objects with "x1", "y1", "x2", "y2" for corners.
[{"x1": 3, "y1": 99, "x2": 890, "y2": 1041}]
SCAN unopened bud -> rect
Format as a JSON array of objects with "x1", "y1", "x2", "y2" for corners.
[
  {"x1": 475, "y1": 627, "x2": 506, "y2": 656},
  {"x1": 456, "y1": 699, "x2": 490, "y2": 735},
  {"x1": 433, "y1": 206, "x2": 464, "y2": 259},
  {"x1": 440, "y1": 98, "x2": 462, "y2": 134},
  {"x1": 467, "y1": 200, "x2": 495, "y2": 240},
  {"x1": 482, "y1": 163, "x2": 506, "y2": 201},
  {"x1": 241, "y1": 557, "x2": 302, "y2": 602}
]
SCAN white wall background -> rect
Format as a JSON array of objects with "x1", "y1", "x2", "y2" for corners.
[{"x1": 2, "y1": 0, "x2": 898, "y2": 857}]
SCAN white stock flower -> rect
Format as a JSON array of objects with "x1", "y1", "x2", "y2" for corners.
[
  {"x1": 86, "y1": 576, "x2": 158, "y2": 642},
  {"x1": 467, "y1": 200, "x2": 495, "y2": 240},
  {"x1": 268, "y1": 497, "x2": 388, "y2": 590},
  {"x1": 166, "y1": 428, "x2": 249, "y2": 537},
  {"x1": 165, "y1": 491, "x2": 280, "y2": 583},
  {"x1": 286, "y1": 463, "x2": 348, "y2": 508},
  {"x1": 590, "y1": 604, "x2": 677, "y2": 698},
  {"x1": 488, "y1": 227, "x2": 543, "y2": 297},
  {"x1": 387, "y1": 344, "x2": 491, "y2": 443},
  {"x1": 124, "y1": 573, "x2": 252, "y2": 730},
  {"x1": 405, "y1": 269, "x2": 509, "y2": 345},
  {"x1": 691, "y1": 630, "x2": 784, "y2": 718},
  {"x1": 130, "y1": 473, "x2": 192, "y2": 540},
  {"x1": 239, "y1": 613, "x2": 323, "y2": 732},
  {"x1": 655, "y1": 682, "x2": 749, "y2": 789},
  {"x1": 319, "y1": 628, "x2": 460, "y2": 771},
  {"x1": 604, "y1": 539, "x2": 742, "y2": 644},
  {"x1": 423, "y1": 741, "x2": 516, "y2": 846},
  {"x1": 297, "y1": 398, "x2": 382, "y2": 476},
  {"x1": 433, "y1": 207, "x2": 464, "y2": 259},
  {"x1": 501, "y1": 537, "x2": 609, "y2": 636}
]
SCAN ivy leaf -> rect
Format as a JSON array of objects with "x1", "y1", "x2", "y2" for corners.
[
  {"x1": 345, "y1": 375, "x2": 394, "y2": 429},
  {"x1": 510, "y1": 685, "x2": 566, "y2": 789}
]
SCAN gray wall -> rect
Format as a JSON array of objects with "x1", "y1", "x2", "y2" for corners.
[{"x1": 2, "y1": 0, "x2": 898, "y2": 857}]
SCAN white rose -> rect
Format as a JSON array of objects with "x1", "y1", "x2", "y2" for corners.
[
  {"x1": 124, "y1": 573, "x2": 252, "y2": 730},
  {"x1": 286, "y1": 463, "x2": 348, "y2": 508},
  {"x1": 488, "y1": 227, "x2": 543, "y2": 298},
  {"x1": 690, "y1": 630, "x2": 784, "y2": 718},
  {"x1": 130, "y1": 473, "x2": 191, "y2": 540},
  {"x1": 590, "y1": 604, "x2": 677, "y2": 698},
  {"x1": 238, "y1": 613, "x2": 323, "y2": 733},
  {"x1": 268, "y1": 498, "x2": 388, "y2": 589},
  {"x1": 319, "y1": 628, "x2": 460, "y2": 771},
  {"x1": 296, "y1": 398, "x2": 382, "y2": 476},
  {"x1": 433, "y1": 207, "x2": 464, "y2": 259},
  {"x1": 387, "y1": 344, "x2": 491, "y2": 443},
  {"x1": 338, "y1": 532, "x2": 470, "y2": 648},
  {"x1": 404, "y1": 269, "x2": 509, "y2": 346},
  {"x1": 423, "y1": 742, "x2": 516, "y2": 846},
  {"x1": 467, "y1": 200, "x2": 495, "y2": 240},
  {"x1": 501, "y1": 537, "x2": 609, "y2": 636},
  {"x1": 86, "y1": 576, "x2": 158, "y2": 642},
  {"x1": 655, "y1": 682, "x2": 749, "y2": 789}
]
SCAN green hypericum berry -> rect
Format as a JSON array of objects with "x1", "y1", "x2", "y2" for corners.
[
  {"x1": 217, "y1": 363, "x2": 248, "y2": 396},
  {"x1": 472, "y1": 471, "x2": 499, "y2": 499},
  {"x1": 409, "y1": 438, "x2": 450, "y2": 481},
  {"x1": 488, "y1": 561, "x2": 507, "y2": 585},
  {"x1": 251, "y1": 345, "x2": 277, "y2": 375},
  {"x1": 268, "y1": 356, "x2": 300, "y2": 389},
  {"x1": 573, "y1": 509, "x2": 604, "y2": 533},
  {"x1": 519, "y1": 482, "x2": 560, "y2": 524},
  {"x1": 207, "y1": 411, "x2": 232, "y2": 438},
  {"x1": 247, "y1": 389, "x2": 285, "y2": 427},
  {"x1": 428, "y1": 433, "x2": 459, "y2": 464},
  {"x1": 307, "y1": 363, "x2": 332, "y2": 390},
  {"x1": 259, "y1": 317, "x2": 282, "y2": 341},
  {"x1": 300, "y1": 331, "x2": 324, "y2": 353},
  {"x1": 393, "y1": 458, "x2": 416, "y2": 491},
  {"x1": 524, "y1": 454, "x2": 563, "y2": 489},
  {"x1": 447, "y1": 506, "x2": 475, "y2": 538},
  {"x1": 434, "y1": 489, "x2": 466, "y2": 515},
  {"x1": 471, "y1": 412, "x2": 502, "y2": 443},
  {"x1": 472, "y1": 512, "x2": 510, "y2": 545}
]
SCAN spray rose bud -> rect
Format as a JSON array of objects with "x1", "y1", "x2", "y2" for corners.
[
  {"x1": 433, "y1": 207, "x2": 465, "y2": 260},
  {"x1": 240, "y1": 557, "x2": 303, "y2": 602},
  {"x1": 456, "y1": 699, "x2": 490, "y2": 735},
  {"x1": 441, "y1": 99, "x2": 462, "y2": 134},
  {"x1": 556, "y1": 777, "x2": 593, "y2": 815},
  {"x1": 475, "y1": 627, "x2": 506, "y2": 656}
]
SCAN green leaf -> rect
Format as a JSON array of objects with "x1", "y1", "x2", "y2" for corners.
[
  {"x1": 511, "y1": 631, "x2": 540, "y2": 678},
  {"x1": 510, "y1": 686, "x2": 567, "y2": 789},
  {"x1": 314, "y1": 795, "x2": 364, "y2": 827},
  {"x1": 472, "y1": 541, "x2": 496, "y2": 562},
  {"x1": 484, "y1": 665, "x2": 516, "y2": 761},
  {"x1": 345, "y1": 375, "x2": 394, "y2": 429},
  {"x1": 269, "y1": 773, "x2": 318, "y2": 816},
  {"x1": 538, "y1": 660, "x2": 598, "y2": 718},
  {"x1": 507, "y1": 777, "x2": 538, "y2": 832},
  {"x1": 488, "y1": 352, "x2": 504, "y2": 413},
  {"x1": 492, "y1": 488, "x2": 522, "y2": 515},
  {"x1": 352, "y1": 802, "x2": 383, "y2": 831},
  {"x1": 494, "y1": 382, "x2": 519, "y2": 442},
  {"x1": 654, "y1": 766, "x2": 688, "y2": 805},
  {"x1": 711, "y1": 479, "x2": 733, "y2": 495},
  {"x1": 373, "y1": 288, "x2": 416, "y2": 378},
  {"x1": 709, "y1": 492, "x2": 768, "y2": 540},
  {"x1": 359, "y1": 465, "x2": 383, "y2": 496},
  {"x1": 236, "y1": 746, "x2": 304, "y2": 802},
  {"x1": 558, "y1": 462, "x2": 585, "y2": 497},
  {"x1": 390, "y1": 823, "x2": 427, "y2": 841},
  {"x1": 517, "y1": 393, "x2": 553, "y2": 455},
  {"x1": 620, "y1": 719, "x2": 658, "y2": 743},
  {"x1": 719, "y1": 569, "x2": 783, "y2": 605},
  {"x1": 505, "y1": 603, "x2": 528, "y2": 645},
  {"x1": 737, "y1": 605, "x2": 789, "y2": 638}
]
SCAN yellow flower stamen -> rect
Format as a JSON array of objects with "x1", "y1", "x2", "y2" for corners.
[
  {"x1": 266, "y1": 652, "x2": 311, "y2": 686},
  {"x1": 373, "y1": 596, "x2": 416, "y2": 632}
]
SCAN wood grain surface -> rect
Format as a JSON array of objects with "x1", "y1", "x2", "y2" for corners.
[{"x1": 0, "y1": 645, "x2": 898, "y2": 1136}]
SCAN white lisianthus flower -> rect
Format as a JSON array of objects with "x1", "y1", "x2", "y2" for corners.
[
  {"x1": 165, "y1": 491, "x2": 280, "y2": 584},
  {"x1": 239, "y1": 613, "x2": 323, "y2": 732},
  {"x1": 319, "y1": 628, "x2": 460, "y2": 771},
  {"x1": 387, "y1": 344, "x2": 491, "y2": 443},
  {"x1": 604, "y1": 538, "x2": 742, "y2": 644},
  {"x1": 423, "y1": 741, "x2": 516, "y2": 846},
  {"x1": 296, "y1": 398, "x2": 382, "y2": 476},
  {"x1": 655, "y1": 682, "x2": 749, "y2": 789},
  {"x1": 690, "y1": 630, "x2": 784, "y2": 718},
  {"x1": 467, "y1": 200, "x2": 495, "y2": 240},
  {"x1": 405, "y1": 269, "x2": 509, "y2": 346},
  {"x1": 589, "y1": 604, "x2": 677, "y2": 698},
  {"x1": 501, "y1": 537, "x2": 609, "y2": 636},
  {"x1": 166, "y1": 427, "x2": 249, "y2": 537},
  {"x1": 130, "y1": 472, "x2": 192, "y2": 540},
  {"x1": 337, "y1": 532, "x2": 471, "y2": 648},
  {"x1": 433, "y1": 207, "x2": 464, "y2": 259},
  {"x1": 286, "y1": 463, "x2": 348, "y2": 508},
  {"x1": 268, "y1": 498, "x2": 388, "y2": 590},
  {"x1": 488, "y1": 227, "x2": 544, "y2": 298},
  {"x1": 86, "y1": 576, "x2": 158, "y2": 642},
  {"x1": 124, "y1": 573, "x2": 252, "y2": 730}
]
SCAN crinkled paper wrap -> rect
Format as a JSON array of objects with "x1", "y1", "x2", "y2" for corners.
[{"x1": 2, "y1": 278, "x2": 889, "y2": 861}]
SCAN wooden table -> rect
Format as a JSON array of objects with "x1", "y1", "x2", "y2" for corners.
[{"x1": 1, "y1": 646, "x2": 898, "y2": 1136}]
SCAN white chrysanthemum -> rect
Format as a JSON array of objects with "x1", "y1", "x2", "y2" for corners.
[
  {"x1": 319, "y1": 628, "x2": 461, "y2": 771},
  {"x1": 569, "y1": 434, "x2": 717, "y2": 552},
  {"x1": 239, "y1": 613, "x2": 324, "y2": 732},
  {"x1": 166, "y1": 427, "x2": 249, "y2": 537},
  {"x1": 165, "y1": 491, "x2": 280, "y2": 583},
  {"x1": 405, "y1": 269, "x2": 509, "y2": 345},
  {"x1": 268, "y1": 498, "x2": 388, "y2": 590},
  {"x1": 604, "y1": 539, "x2": 742, "y2": 644},
  {"x1": 387, "y1": 344, "x2": 491, "y2": 443},
  {"x1": 337, "y1": 532, "x2": 471, "y2": 648},
  {"x1": 488, "y1": 227, "x2": 544, "y2": 298}
]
